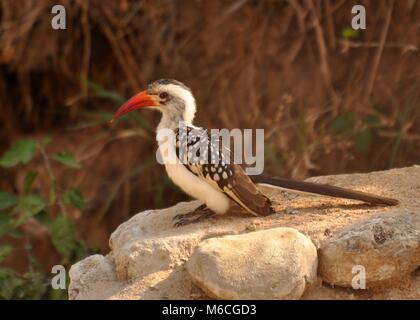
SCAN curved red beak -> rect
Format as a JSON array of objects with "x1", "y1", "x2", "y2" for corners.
[{"x1": 110, "y1": 90, "x2": 158, "y2": 123}]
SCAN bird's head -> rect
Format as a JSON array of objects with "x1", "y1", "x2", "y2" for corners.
[{"x1": 111, "y1": 79, "x2": 196, "y2": 125}]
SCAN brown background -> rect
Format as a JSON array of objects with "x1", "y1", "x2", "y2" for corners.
[{"x1": 0, "y1": 0, "x2": 419, "y2": 296}]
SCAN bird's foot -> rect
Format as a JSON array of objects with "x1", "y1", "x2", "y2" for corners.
[
  {"x1": 173, "y1": 204, "x2": 215, "y2": 227},
  {"x1": 173, "y1": 204, "x2": 206, "y2": 221}
]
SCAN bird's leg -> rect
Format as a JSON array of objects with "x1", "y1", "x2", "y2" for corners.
[{"x1": 173, "y1": 204, "x2": 216, "y2": 227}]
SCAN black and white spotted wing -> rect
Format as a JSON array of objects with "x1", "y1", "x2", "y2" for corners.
[{"x1": 174, "y1": 126, "x2": 273, "y2": 216}]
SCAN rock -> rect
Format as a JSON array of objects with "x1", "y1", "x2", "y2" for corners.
[
  {"x1": 68, "y1": 254, "x2": 123, "y2": 300},
  {"x1": 284, "y1": 206, "x2": 299, "y2": 215},
  {"x1": 108, "y1": 201, "x2": 235, "y2": 280},
  {"x1": 68, "y1": 166, "x2": 420, "y2": 300},
  {"x1": 186, "y1": 228, "x2": 318, "y2": 299},
  {"x1": 319, "y1": 210, "x2": 420, "y2": 288}
]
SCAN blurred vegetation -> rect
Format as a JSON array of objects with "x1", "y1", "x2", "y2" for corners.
[
  {"x1": 0, "y1": 138, "x2": 89, "y2": 299},
  {"x1": 0, "y1": 0, "x2": 419, "y2": 299}
]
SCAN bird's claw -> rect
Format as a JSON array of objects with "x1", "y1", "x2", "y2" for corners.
[
  {"x1": 172, "y1": 204, "x2": 206, "y2": 221},
  {"x1": 172, "y1": 207, "x2": 215, "y2": 227},
  {"x1": 173, "y1": 212, "x2": 194, "y2": 221},
  {"x1": 173, "y1": 218, "x2": 191, "y2": 227}
]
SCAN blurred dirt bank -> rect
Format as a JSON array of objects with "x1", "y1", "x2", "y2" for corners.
[{"x1": 0, "y1": 0, "x2": 419, "y2": 298}]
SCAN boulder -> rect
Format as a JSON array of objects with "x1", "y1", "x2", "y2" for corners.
[
  {"x1": 68, "y1": 254, "x2": 123, "y2": 300},
  {"x1": 186, "y1": 227, "x2": 317, "y2": 299},
  {"x1": 319, "y1": 210, "x2": 420, "y2": 288}
]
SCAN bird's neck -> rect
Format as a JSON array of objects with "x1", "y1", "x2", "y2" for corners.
[
  {"x1": 157, "y1": 112, "x2": 193, "y2": 132},
  {"x1": 156, "y1": 112, "x2": 194, "y2": 149},
  {"x1": 156, "y1": 113, "x2": 191, "y2": 165}
]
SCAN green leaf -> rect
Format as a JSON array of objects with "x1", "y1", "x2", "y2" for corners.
[
  {"x1": 0, "y1": 268, "x2": 24, "y2": 299},
  {"x1": 0, "y1": 192, "x2": 17, "y2": 210},
  {"x1": 63, "y1": 188, "x2": 86, "y2": 210},
  {"x1": 49, "y1": 180, "x2": 57, "y2": 205},
  {"x1": 341, "y1": 26, "x2": 359, "y2": 39},
  {"x1": 49, "y1": 286, "x2": 68, "y2": 300},
  {"x1": 74, "y1": 241, "x2": 88, "y2": 261},
  {"x1": 41, "y1": 136, "x2": 52, "y2": 147},
  {"x1": 8, "y1": 229, "x2": 24, "y2": 238},
  {"x1": 0, "y1": 269, "x2": 47, "y2": 299},
  {"x1": 52, "y1": 152, "x2": 82, "y2": 169},
  {"x1": 363, "y1": 115, "x2": 380, "y2": 126},
  {"x1": 0, "y1": 212, "x2": 14, "y2": 237},
  {"x1": 50, "y1": 215, "x2": 76, "y2": 260},
  {"x1": 19, "y1": 271, "x2": 47, "y2": 299},
  {"x1": 86, "y1": 79, "x2": 126, "y2": 104},
  {"x1": 0, "y1": 245, "x2": 13, "y2": 262},
  {"x1": 0, "y1": 140, "x2": 37, "y2": 168},
  {"x1": 23, "y1": 171, "x2": 38, "y2": 194},
  {"x1": 34, "y1": 210, "x2": 51, "y2": 229},
  {"x1": 355, "y1": 129, "x2": 373, "y2": 153},
  {"x1": 330, "y1": 112, "x2": 355, "y2": 136},
  {"x1": 17, "y1": 194, "x2": 47, "y2": 219}
]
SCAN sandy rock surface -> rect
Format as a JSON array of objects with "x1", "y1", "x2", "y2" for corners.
[{"x1": 68, "y1": 166, "x2": 420, "y2": 300}]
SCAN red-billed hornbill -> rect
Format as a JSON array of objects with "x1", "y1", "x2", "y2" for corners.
[{"x1": 111, "y1": 79, "x2": 399, "y2": 226}]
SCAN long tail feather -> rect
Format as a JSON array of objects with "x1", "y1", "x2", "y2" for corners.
[{"x1": 251, "y1": 174, "x2": 399, "y2": 206}]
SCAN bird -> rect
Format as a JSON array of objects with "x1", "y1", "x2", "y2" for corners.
[{"x1": 111, "y1": 79, "x2": 399, "y2": 226}]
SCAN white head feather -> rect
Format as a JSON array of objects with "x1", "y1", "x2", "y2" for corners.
[{"x1": 162, "y1": 83, "x2": 196, "y2": 125}]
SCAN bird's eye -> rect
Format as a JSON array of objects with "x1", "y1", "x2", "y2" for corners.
[{"x1": 159, "y1": 92, "x2": 169, "y2": 99}]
